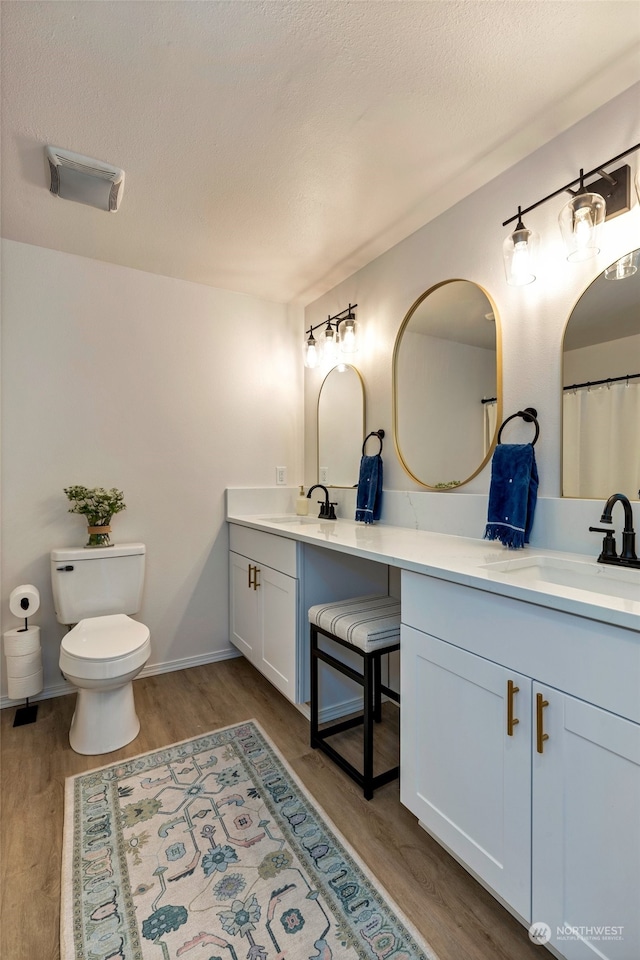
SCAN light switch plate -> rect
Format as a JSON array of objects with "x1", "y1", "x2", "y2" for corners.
[{"x1": 276, "y1": 466, "x2": 287, "y2": 485}]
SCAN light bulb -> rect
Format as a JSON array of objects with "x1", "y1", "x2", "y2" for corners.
[
  {"x1": 323, "y1": 323, "x2": 338, "y2": 363},
  {"x1": 511, "y1": 239, "x2": 533, "y2": 284},
  {"x1": 503, "y1": 215, "x2": 537, "y2": 286},
  {"x1": 304, "y1": 334, "x2": 319, "y2": 368},
  {"x1": 573, "y1": 206, "x2": 594, "y2": 250},
  {"x1": 339, "y1": 317, "x2": 358, "y2": 353},
  {"x1": 559, "y1": 186, "x2": 605, "y2": 262}
]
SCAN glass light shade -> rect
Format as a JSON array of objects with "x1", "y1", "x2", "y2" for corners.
[
  {"x1": 322, "y1": 323, "x2": 338, "y2": 363},
  {"x1": 604, "y1": 250, "x2": 640, "y2": 280},
  {"x1": 558, "y1": 191, "x2": 606, "y2": 262},
  {"x1": 503, "y1": 223, "x2": 538, "y2": 285},
  {"x1": 338, "y1": 317, "x2": 358, "y2": 353},
  {"x1": 304, "y1": 334, "x2": 319, "y2": 368}
]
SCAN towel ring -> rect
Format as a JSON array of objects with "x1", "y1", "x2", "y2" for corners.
[
  {"x1": 497, "y1": 408, "x2": 539, "y2": 446},
  {"x1": 362, "y1": 429, "x2": 385, "y2": 456}
]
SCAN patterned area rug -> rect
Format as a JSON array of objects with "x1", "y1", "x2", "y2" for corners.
[{"x1": 62, "y1": 720, "x2": 439, "y2": 960}]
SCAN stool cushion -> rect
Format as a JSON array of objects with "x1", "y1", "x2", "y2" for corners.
[{"x1": 308, "y1": 595, "x2": 400, "y2": 652}]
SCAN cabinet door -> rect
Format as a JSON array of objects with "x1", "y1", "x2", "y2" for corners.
[
  {"x1": 259, "y1": 563, "x2": 298, "y2": 703},
  {"x1": 401, "y1": 625, "x2": 532, "y2": 920},
  {"x1": 532, "y1": 687, "x2": 640, "y2": 960},
  {"x1": 229, "y1": 551, "x2": 260, "y2": 665}
]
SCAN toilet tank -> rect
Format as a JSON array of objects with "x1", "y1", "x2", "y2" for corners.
[{"x1": 51, "y1": 543, "x2": 146, "y2": 624}]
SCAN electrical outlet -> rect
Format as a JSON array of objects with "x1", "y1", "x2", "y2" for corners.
[
  {"x1": 319, "y1": 467, "x2": 329, "y2": 483},
  {"x1": 276, "y1": 466, "x2": 287, "y2": 485}
]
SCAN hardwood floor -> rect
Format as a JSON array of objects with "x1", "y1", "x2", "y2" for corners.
[{"x1": 1, "y1": 657, "x2": 542, "y2": 960}]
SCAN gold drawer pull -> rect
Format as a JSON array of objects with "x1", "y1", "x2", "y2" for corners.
[
  {"x1": 507, "y1": 679, "x2": 520, "y2": 736},
  {"x1": 536, "y1": 693, "x2": 549, "y2": 754}
]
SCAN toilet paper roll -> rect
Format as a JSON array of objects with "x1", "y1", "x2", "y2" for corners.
[
  {"x1": 9, "y1": 584, "x2": 40, "y2": 619},
  {"x1": 8, "y1": 668, "x2": 43, "y2": 700},
  {"x1": 3, "y1": 625, "x2": 41, "y2": 657},
  {"x1": 6, "y1": 649, "x2": 42, "y2": 678}
]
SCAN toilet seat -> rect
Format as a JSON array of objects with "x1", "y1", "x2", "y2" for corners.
[{"x1": 60, "y1": 614, "x2": 150, "y2": 681}]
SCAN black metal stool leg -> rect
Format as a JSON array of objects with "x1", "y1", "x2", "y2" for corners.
[
  {"x1": 310, "y1": 625, "x2": 319, "y2": 748},
  {"x1": 363, "y1": 653, "x2": 374, "y2": 800},
  {"x1": 374, "y1": 653, "x2": 382, "y2": 723}
]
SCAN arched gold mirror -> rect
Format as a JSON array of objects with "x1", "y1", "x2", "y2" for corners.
[
  {"x1": 317, "y1": 364, "x2": 365, "y2": 487},
  {"x1": 562, "y1": 248, "x2": 640, "y2": 500},
  {"x1": 393, "y1": 279, "x2": 501, "y2": 489}
]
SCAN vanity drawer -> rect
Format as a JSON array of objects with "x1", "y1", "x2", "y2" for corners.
[
  {"x1": 229, "y1": 524, "x2": 298, "y2": 578},
  {"x1": 402, "y1": 570, "x2": 640, "y2": 723}
]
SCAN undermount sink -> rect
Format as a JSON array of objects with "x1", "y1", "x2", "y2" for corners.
[
  {"x1": 258, "y1": 515, "x2": 329, "y2": 525},
  {"x1": 481, "y1": 555, "x2": 640, "y2": 603}
]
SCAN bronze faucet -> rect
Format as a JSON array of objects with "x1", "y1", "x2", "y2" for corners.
[
  {"x1": 306, "y1": 484, "x2": 337, "y2": 520},
  {"x1": 589, "y1": 492, "x2": 639, "y2": 568}
]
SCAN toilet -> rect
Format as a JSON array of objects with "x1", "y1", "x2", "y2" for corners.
[{"x1": 50, "y1": 542, "x2": 150, "y2": 755}]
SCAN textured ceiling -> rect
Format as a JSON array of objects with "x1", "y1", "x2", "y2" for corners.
[{"x1": 2, "y1": 1, "x2": 639, "y2": 303}]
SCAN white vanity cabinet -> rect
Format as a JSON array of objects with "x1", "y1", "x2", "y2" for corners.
[
  {"x1": 230, "y1": 525, "x2": 299, "y2": 702},
  {"x1": 401, "y1": 626, "x2": 533, "y2": 918},
  {"x1": 532, "y1": 688, "x2": 640, "y2": 960},
  {"x1": 229, "y1": 522, "x2": 390, "y2": 708},
  {"x1": 401, "y1": 571, "x2": 640, "y2": 960}
]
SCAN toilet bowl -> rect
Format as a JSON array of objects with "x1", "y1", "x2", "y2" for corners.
[
  {"x1": 60, "y1": 613, "x2": 151, "y2": 755},
  {"x1": 51, "y1": 542, "x2": 149, "y2": 754}
]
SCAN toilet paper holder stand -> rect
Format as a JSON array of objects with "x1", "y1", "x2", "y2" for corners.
[
  {"x1": 14, "y1": 697, "x2": 38, "y2": 727},
  {"x1": 13, "y1": 621, "x2": 39, "y2": 726},
  {"x1": 9, "y1": 585, "x2": 41, "y2": 727}
]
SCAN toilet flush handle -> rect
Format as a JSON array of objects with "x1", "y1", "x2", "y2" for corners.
[{"x1": 56, "y1": 565, "x2": 74, "y2": 572}]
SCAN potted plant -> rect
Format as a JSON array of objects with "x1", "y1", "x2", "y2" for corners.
[{"x1": 64, "y1": 485, "x2": 126, "y2": 547}]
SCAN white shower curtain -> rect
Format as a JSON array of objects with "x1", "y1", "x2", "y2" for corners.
[{"x1": 563, "y1": 380, "x2": 640, "y2": 499}]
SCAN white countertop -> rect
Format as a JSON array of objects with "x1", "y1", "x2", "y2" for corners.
[{"x1": 227, "y1": 512, "x2": 640, "y2": 634}]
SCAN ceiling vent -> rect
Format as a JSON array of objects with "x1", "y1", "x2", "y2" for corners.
[{"x1": 45, "y1": 146, "x2": 125, "y2": 212}]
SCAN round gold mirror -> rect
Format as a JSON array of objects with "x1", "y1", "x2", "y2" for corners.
[
  {"x1": 562, "y1": 248, "x2": 640, "y2": 500},
  {"x1": 393, "y1": 279, "x2": 501, "y2": 489}
]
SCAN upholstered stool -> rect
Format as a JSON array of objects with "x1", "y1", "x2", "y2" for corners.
[{"x1": 309, "y1": 595, "x2": 401, "y2": 800}]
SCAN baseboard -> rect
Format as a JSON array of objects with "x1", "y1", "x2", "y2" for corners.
[
  {"x1": 295, "y1": 694, "x2": 365, "y2": 724},
  {"x1": 138, "y1": 647, "x2": 241, "y2": 680},
  {"x1": 0, "y1": 647, "x2": 242, "y2": 711}
]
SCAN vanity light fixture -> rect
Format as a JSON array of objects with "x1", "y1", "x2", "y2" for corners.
[
  {"x1": 304, "y1": 329, "x2": 319, "y2": 368},
  {"x1": 322, "y1": 319, "x2": 339, "y2": 364},
  {"x1": 558, "y1": 169, "x2": 605, "y2": 262},
  {"x1": 338, "y1": 307, "x2": 358, "y2": 353},
  {"x1": 503, "y1": 207, "x2": 538, "y2": 285},
  {"x1": 304, "y1": 304, "x2": 359, "y2": 368},
  {"x1": 502, "y1": 143, "x2": 639, "y2": 283}
]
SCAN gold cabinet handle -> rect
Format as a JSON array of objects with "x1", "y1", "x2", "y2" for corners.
[
  {"x1": 253, "y1": 567, "x2": 260, "y2": 590},
  {"x1": 536, "y1": 692, "x2": 549, "y2": 754},
  {"x1": 248, "y1": 564, "x2": 255, "y2": 589},
  {"x1": 507, "y1": 679, "x2": 520, "y2": 736}
]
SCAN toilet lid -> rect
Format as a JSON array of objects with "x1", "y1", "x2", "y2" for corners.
[{"x1": 62, "y1": 614, "x2": 150, "y2": 661}]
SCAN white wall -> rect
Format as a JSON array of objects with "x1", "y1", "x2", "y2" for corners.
[
  {"x1": 564, "y1": 333, "x2": 640, "y2": 384},
  {"x1": 304, "y1": 83, "x2": 640, "y2": 543},
  {"x1": 1, "y1": 241, "x2": 303, "y2": 701}
]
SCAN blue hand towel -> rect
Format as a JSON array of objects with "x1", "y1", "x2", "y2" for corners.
[
  {"x1": 355, "y1": 454, "x2": 383, "y2": 524},
  {"x1": 484, "y1": 443, "x2": 538, "y2": 549}
]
